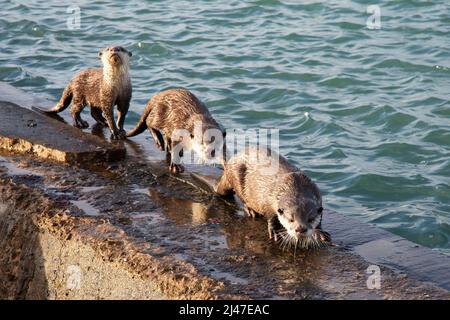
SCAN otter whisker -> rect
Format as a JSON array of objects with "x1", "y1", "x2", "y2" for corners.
[
  {"x1": 279, "y1": 233, "x2": 290, "y2": 251},
  {"x1": 294, "y1": 238, "x2": 299, "y2": 258},
  {"x1": 287, "y1": 235, "x2": 295, "y2": 250},
  {"x1": 290, "y1": 236, "x2": 297, "y2": 250},
  {"x1": 314, "y1": 238, "x2": 320, "y2": 250}
]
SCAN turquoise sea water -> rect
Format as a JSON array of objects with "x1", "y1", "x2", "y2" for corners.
[{"x1": 1, "y1": 0, "x2": 449, "y2": 254}]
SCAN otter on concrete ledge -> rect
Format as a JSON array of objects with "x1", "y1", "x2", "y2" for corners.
[
  {"x1": 43, "y1": 46, "x2": 132, "y2": 140},
  {"x1": 126, "y1": 89, "x2": 225, "y2": 174},
  {"x1": 215, "y1": 146, "x2": 331, "y2": 249}
]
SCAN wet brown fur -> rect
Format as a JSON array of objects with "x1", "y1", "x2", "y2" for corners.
[
  {"x1": 216, "y1": 147, "x2": 320, "y2": 216},
  {"x1": 127, "y1": 89, "x2": 224, "y2": 173},
  {"x1": 215, "y1": 147, "x2": 327, "y2": 243},
  {"x1": 45, "y1": 46, "x2": 132, "y2": 140}
]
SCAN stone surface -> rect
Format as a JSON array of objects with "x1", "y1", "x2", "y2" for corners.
[{"x1": 0, "y1": 101, "x2": 125, "y2": 164}]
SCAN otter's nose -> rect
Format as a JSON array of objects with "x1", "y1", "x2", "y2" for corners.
[{"x1": 295, "y1": 227, "x2": 308, "y2": 234}]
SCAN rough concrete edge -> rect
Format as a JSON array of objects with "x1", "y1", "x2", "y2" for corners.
[
  {"x1": 0, "y1": 101, "x2": 126, "y2": 164},
  {"x1": 322, "y1": 210, "x2": 450, "y2": 291},
  {"x1": 0, "y1": 177, "x2": 248, "y2": 300},
  {"x1": 0, "y1": 134, "x2": 126, "y2": 165}
]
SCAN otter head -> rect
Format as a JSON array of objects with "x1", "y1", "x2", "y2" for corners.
[
  {"x1": 275, "y1": 173, "x2": 329, "y2": 248},
  {"x1": 188, "y1": 119, "x2": 226, "y2": 165},
  {"x1": 98, "y1": 46, "x2": 132, "y2": 68}
]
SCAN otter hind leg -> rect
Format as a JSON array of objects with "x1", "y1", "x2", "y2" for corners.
[
  {"x1": 71, "y1": 103, "x2": 89, "y2": 129},
  {"x1": 116, "y1": 100, "x2": 129, "y2": 135},
  {"x1": 150, "y1": 128, "x2": 165, "y2": 151},
  {"x1": 90, "y1": 108, "x2": 107, "y2": 127}
]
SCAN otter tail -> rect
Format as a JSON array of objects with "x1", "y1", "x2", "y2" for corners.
[
  {"x1": 126, "y1": 99, "x2": 153, "y2": 137},
  {"x1": 45, "y1": 85, "x2": 73, "y2": 114}
]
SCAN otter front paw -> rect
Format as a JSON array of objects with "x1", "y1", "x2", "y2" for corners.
[
  {"x1": 314, "y1": 229, "x2": 332, "y2": 243},
  {"x1": 169, "y1": 163, "x2": 184, "y2": 174},
  {"x1": 244, "y1": 206, "x2": 260, "y2": 219},
  {"x1": 268, "y1": 226, "x2": 281, "y2": 242},
  {"x1": 268, "y1": 216, "x2": 283, "y2": 242}
]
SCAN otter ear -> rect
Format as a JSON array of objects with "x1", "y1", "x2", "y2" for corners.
[
  {"x1": 128, "y1": 51, "x2": 132, "y2": 57},
  {"x1": 318, "y1": 207, "x2": 323, "y2": 214},
  {"x1": 277, "y1": 208, "x2": 284, "y2": 215},
  {"x1": 98, "y1": 51, "x2": 103, "y2": 58}
]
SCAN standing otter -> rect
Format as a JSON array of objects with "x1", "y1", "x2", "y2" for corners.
[
  {"x1": 44, "y1": 46, "x2": 132, "y2": 140},
  {"x1": 126, "y1": 89, "x2": 225, "y2": 173},
  {"x1": 215, "y1": 146, "x2": 331, "y2": 249}
]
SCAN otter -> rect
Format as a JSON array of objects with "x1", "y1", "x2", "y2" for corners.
[
  {"x1": 126, "y1": 89, "x2": 226, "y2": 174},
  {"x1": 214, "y1": 146, "x2": 331, "y2": 249},
  {"x1": 43, "y1": 46, "x2": 132, "y2": 140}
]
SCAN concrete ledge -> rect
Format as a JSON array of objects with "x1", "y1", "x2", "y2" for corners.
[
  {"x1": 0, "y1": 101, "x2": 125, "y2": 164},
  {"x1": 0, "y1": 82, "x2": 449, "y2": 300},
  {"x1": 325, "y1": 212, "x2": 450, "y2": 290},
  {"x1": 0, "y1": 181, "x2": 239, "y2": 300}
]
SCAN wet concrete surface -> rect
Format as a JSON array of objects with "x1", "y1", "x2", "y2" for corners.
[{"x1": 1, "y1": 82, "x2": 449, "y2": 299}]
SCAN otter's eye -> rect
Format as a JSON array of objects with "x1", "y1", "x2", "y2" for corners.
[
  {"x1": 277, "y1": 208, "x2": 284, "y2": 215},
  {"x1": 318, "y1": 207, "x2": 323, "y2": 214},
  {"x1": 308, "y1": 217, "x2": 315, "y2": 223},
  {"x1": 290, "y1": 218, "x2": 294, "y2": 223},
  {"x1": 190, "y1": 134, "x2": 194, "y2": 139}
]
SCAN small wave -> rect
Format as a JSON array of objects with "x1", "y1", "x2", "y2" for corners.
[
  {"x1": 331, "y1": 21, "x2": 363, "y2": 31},
  {"x1": 0, "y1": 65, "x2": 25, "y2": 80},
  {"x1": 319, "y1": 76, "x2": 372, "y2": 88},
  {"x1": 372, "y1": 59, "x2": 444, "y2": 74},
  {"x1": 354, "y1": 105, "x2": 396, "y2": 126},
  {"x1": 372, "y1": 142, "x2": 433, "y2": 165},
  {"x1": 423, "y1": 130, "x2": 450, "y2": 148},
  {"x1": 337, "y1": 173, "x2": 431, "y2": 202}
]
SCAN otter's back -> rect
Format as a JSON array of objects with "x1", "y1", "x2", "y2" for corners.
[
  {"x1": 146, "y1": 88, "x2": 218, "y2": 134},
  {"x1": 225, "y1": 147, "x2": 298, "y2": 215}
]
